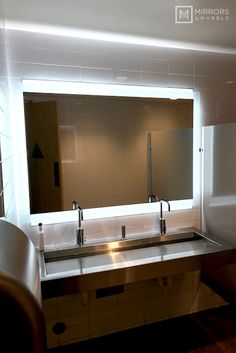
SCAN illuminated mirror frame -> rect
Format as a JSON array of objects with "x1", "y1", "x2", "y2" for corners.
[{"x1": 21, "y1": 79, "x2": 196, "y2": 225}]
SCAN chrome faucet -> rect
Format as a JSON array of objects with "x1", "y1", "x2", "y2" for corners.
[
  {"x1": 159, "y1": 199, "x2": 171, "y2": 235},
  {"x1": 148, "y1": 194, "x2": 171, "y2": 235},
  {"x1": 72, "y1": 201, "x2": 84, "y2": 246}
]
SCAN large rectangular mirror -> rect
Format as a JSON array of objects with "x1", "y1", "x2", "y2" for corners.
[{"x1": 23, "y1": 90, "x2": 193, "y2": 214}]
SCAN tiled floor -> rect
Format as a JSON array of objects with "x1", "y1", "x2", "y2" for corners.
[{"x1": 48, "y1": 304, "x2": 236, "y2": 353}]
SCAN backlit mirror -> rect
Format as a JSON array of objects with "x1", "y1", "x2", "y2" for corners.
[{"x1": 23, "y1": 90, "x2": 193, "y2": 214}]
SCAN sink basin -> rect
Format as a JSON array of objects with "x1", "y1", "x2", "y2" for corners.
[
  {"x1": 43, "y1": 230, "x2": 219, "y2": 264},
  {"x1": 39, "y1": 229, "x2": 227, "y2": 298}
]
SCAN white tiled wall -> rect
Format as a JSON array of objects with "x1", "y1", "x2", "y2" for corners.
[
  {"x1": 0, "y1": 29, "x2": 5, "y2": 216},
  {"x1": 26, "y1": 208, "x2": 196, "y2": 250},
  {"x1": 5, "y1": 29, "x2": 236, "y2": 128},
  {"x1": 1, "y1": 27, "x2": 236, "y2": 348},
  {"x1": 0, "y1": 16, "x2": 17, "y2": 222},
  {"x1": 3, "y1": 27, "x2": 235, "y2": 239},
  {"x1": 44, "y1": 271, "x2": 226, "y2": 348}
]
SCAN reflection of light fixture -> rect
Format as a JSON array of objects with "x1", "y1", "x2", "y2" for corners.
[{"x1": 226, "y1": 80, "x2": 235, "y2": 85}]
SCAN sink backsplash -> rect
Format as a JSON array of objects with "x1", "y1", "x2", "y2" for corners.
[{"x1": 23, "y1": 208, "x2": 199, "y2": 251}]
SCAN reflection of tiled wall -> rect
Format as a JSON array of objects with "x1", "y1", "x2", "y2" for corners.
[
  {"x1": 44, "y1": 271, "x2": 226, "y2": 348},
  {"x1": 3, "y1": 28, "x2": 236, "y2": 349},
  {"x1": 58, "y1": 97, "x2": 192, "y2": 209}
]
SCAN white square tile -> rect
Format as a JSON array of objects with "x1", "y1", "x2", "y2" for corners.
[
  {"x1": 111, "y1": 55, "x2": 140, "y2": 71},
  {"x1": 169, "y1": 60, "x2": 193, "y2": 75},
  {"x1": 6, "y1": 45, "x2": 46, "y2": 64},
  {"x1": 44, "y1": 34, "x2": 80, "y2": 52},
  {"x1": 44, "y1": 49, "x2": 80, "y2": 66},
  {"x1": 140, "y1": 72, "x2": 168, "y2": 86},
  {"x1": 141, "y1": 58, "x2": 168, "y2": 73},
  {"x1": 194, "y1": 62, "x2": 220, "y2": 77},
  {"x1": 80, "y1": 67, "x2": 112, "y2": 83},
  {"x1": 113, "y1": 69, "x2": 140, "y2": 84},
  {"x1": 6, "y1": 29, "x2": 44, "y2": 48},
  {"x1": 168, "y1": 74, "x2": 193, "y2": 88},
  {"x1": 79, "y1": 51, "x2": 112, "y2": 69},
  {"x1": 44, "y1": 64, "x2": 79, "y2": 81},
  {"x1": 8, "y1": 62, "x2": 46, "y2": 79}
]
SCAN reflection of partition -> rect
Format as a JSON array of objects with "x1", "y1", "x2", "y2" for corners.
[
  {"x1": 213, "y1": 124, "x2": 236, "y2": 197},
  {"x1": 203, "y1": 123, "x2": 236, "y2": 205},
  {"x1": 203, "y1": 123, "x2": 236, "y2": 245},
  {"x1": 148, "y1": 128, "x2": 193, "y2": 200}
]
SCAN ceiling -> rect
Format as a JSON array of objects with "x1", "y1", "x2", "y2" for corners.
[{"x1": 2, "y1": 0, "x2": 236, "y2": 53}]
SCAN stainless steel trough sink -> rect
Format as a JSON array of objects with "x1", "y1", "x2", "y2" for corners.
[
  {"x1": 43, "y1": 230, "x2": 219, "y2": 264},
  {"x1": 39, "y1": 229, "x2": 232, "y2": 298}
]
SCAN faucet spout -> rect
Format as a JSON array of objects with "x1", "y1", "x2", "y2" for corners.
[
  {"x1": 159, "y1": 199, "x2": 171, "y2": 235},
  {"x1": 72, "y1": 200, "x2": 84, "y2": 246},
  {"x1": 161, "y1": 199, "x2": 171, "y2": 212},
  {"x1": 78, "y1": 206, "x2": 83, "y2": 229},
  {"x1": 147, "y1": 195, "x2": 170, "y2": 235}
]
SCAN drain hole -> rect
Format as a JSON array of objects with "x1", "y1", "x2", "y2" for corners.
[{"x1": 53, "y1": 322, "x2": 66, "y2": 335}]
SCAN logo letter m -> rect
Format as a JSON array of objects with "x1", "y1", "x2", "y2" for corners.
[{"x1": 175, "y1": 6, "x2": 193, "y2": 23}]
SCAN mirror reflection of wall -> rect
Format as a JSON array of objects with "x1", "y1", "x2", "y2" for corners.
[
  {"x1": 0, "y1": 146, "x2": 5, "y2": 217},
  {"x1": 24, "y1": 93, "x2": 193, "y2": 214}
]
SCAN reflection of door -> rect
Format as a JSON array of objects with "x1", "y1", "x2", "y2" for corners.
[{"x1": 25, "y1": 101, "x2": 62, "y2": 213}]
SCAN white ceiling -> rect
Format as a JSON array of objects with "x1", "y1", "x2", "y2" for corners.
[{"x1": 2, "y1": 0, "x2": 236, "y2": 53}]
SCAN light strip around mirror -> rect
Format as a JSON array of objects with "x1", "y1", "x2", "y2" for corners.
[
  {"x1": 21, "y1": 79, "x2": 194, "y2": 225},
  {"x1": 22, "y1": 80, "x2": 193, "y2": 100}
]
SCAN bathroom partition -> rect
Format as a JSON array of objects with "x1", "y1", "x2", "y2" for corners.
[{"x1": 203, "y1": 122, "x2": 236, "y2": 245}]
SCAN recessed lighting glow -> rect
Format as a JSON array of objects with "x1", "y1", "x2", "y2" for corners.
[{"x1": 6, "y1": 20, "x2": 236, "y2": 55}]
